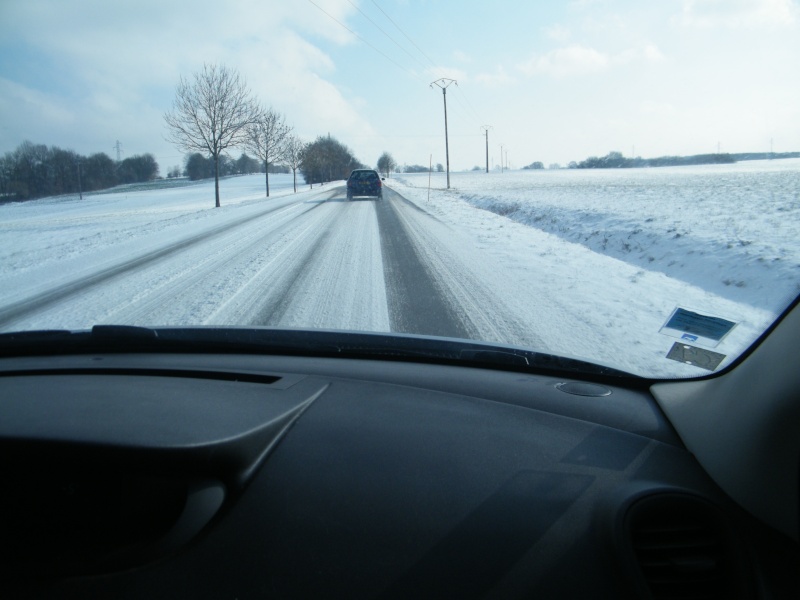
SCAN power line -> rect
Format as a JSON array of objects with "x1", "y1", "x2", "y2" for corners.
[
  {"x1": 369, "y1": 2, "x2": 484, "y2": 126},
  {"x1": 335, "y1": 1, "x2": 485, "y2": 132},
  {"x1": 309, "y1": 0, "x2": 487, "y2": 162},
  {"x1": 306, "y1": 0, "x2": 417, "y2": 80},
  {"x1": 343, "y1": 133, "x2": 482, "y2": 138},
  {"x1": 454, "y1": 85, "x2": 482, "y2": 123},
  {"x1": 449, "y1": 89, "x2": 481, "y2": 127},
  {"x1": 346, "y1": 0, "x2": 429, "y2": 73},
  {"x1": 371, "y1": 0, "x2": 440, "y2": 71}
]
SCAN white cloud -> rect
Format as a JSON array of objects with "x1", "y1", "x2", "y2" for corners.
[
  {"x1": 0, "y1": 0, "x2": 374, "y2": 167},
  {"x1": 517, "y1": 42, "x2": 665, "y2": 78},
  {"x1": 0, "y1": 78, "x2": 76, "y2": 129},
  {"x1": 679, "y1": 0, "x2": 798, "y2": 28},
  {"x1": 288, "y1": 0, "x2": 359, "y2": 45},
  {"x1": 474, "y1": 67, "x2": 515, "y2": 86},
  {"x1": 0, "y1": 76, "x2": 168, "y2": 162},
  {"x1": 517, "y1": 45, "x2": 609, "y2": 77},
  {"x1": 2, "y1": 0, "x2": 797, "y2": 168},
  {"x1": 614, "y1": 44, "x2": 665, "y2": 65},
  {"x1": 544, "y1": 24, "x2": 571, "y2": 42},
  {"x1": 1, "y1": 1, "x2": 354, "y2": 92},
  {"x1": 289, "y1": 74, "x2": 376, "y2": 139}
]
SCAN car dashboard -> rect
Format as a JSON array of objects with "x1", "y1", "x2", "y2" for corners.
[{"x1": 1, "y1": 345, "x2": 798, "y2": 599}]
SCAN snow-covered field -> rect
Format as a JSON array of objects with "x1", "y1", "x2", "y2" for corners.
[
  {"x1": 1, "y1": 161, "x2": 798, "y2": 378},
  {"x1": 388, "y1": 159, "x2": 800, "y2": 375},
  {"x1": 392, "y1": 160, "x2": 800, "y2": 310}
]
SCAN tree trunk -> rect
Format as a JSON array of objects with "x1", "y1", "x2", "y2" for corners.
[
  {"x1": 265, "y1": 161, "x2": 270, "y2": 197},
  {"x1": 292, "y1": 168, "x2": 297, "y2": 193},
  {"x1": 214, "y1": 153, "x2": 220, "y2": 208}
]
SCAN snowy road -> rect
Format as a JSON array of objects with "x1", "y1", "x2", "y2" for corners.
[
  {"x1": 4, "y1": 163, "x2": 794, "y2": 377},
  {"x1": 0, "y1": 181, "x2": 541, "y2": 349}
]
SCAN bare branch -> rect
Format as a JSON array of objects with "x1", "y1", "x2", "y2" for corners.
[
  {"x1": 283, "y1": 134, "x2": 305, "y2": 193},
  {"x1": 164, "y1": 64, "x2": 259, "y2": 206},
  {"x1": 245, "y1": 105, "x2": 292, "y2": 196}
]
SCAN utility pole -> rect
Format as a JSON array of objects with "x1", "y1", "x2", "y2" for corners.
[
  {"x1": 76, "y1": 160, "x2": 83, "y2": 200},
  {"x1": 500, "y1": 144, "x2": 504, "y2": 173},
  {"x1": 430, "y1": 78, "x2": 456, "y2": 189},
  {"x1": 113, "y1": 140, "x2": 122, "y2": 162},
  {"x1": 481, "y1": 125, "x2": 491, "y2": 173}
]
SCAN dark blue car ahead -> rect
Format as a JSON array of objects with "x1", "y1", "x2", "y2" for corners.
[{"x1": 346, "y1": 169, "x2": 383, "y2": 201}]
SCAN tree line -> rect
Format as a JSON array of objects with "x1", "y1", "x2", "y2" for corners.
[
  {"x1": 163, "y1": 63, "x2": 369, "y2": 206},
  {"x1": 3, "y1": 64, "x2": 404, "y2": 205},
  {"x1": 522, "y1": 150, "x2": 799, "y2": 172},
  {"x1": 562, "y1": 150, "x2": 800, "y2": 169},
  {"x1": 0, "y1": 141, "x2": 159, "y2": 201},
  {"x1": 0, "y1": 134, "x2": 370, "y2": 204},
  {"x1": 569, "y1": 151, "x2": 736, "y2": 169},
  {"x1": 180, "y1": 152, "x2": 286, "y2": 181},
  {"x1": 386, "y1": 162, "x2": 443, "y2": 174}
]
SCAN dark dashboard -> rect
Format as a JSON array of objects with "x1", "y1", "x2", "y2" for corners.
[{"x1": 2, "y1": 343, "x2": 798, "y2": 599}]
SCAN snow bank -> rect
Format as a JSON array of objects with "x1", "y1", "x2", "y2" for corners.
[{"x1": 390, "y1": 160, "x2": 800, "y2": 310}]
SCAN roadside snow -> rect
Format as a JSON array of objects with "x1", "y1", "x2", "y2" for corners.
[
  {"x1": 387, "y1": 160, "x2": 800, "y2": 376},
  {"x1": 390, "y1": 160, "x2": 800, "y2": 309},
  {"x1": 0, "y1": 175, "x2": 302, "y2": 308},
  {"x1": 1, "y1": 162, "x2": 798, "y2": 378}
]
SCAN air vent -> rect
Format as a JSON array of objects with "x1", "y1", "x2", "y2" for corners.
[{"x1": 625, "y1": 494, "x2": 751, "y2": 600}]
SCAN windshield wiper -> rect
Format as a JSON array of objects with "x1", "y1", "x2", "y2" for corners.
[{"x1": 0, "y1": 326, "x2": 639, "y2": 380}]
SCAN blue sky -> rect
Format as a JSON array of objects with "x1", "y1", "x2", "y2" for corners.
[{"x1": 1, "y1": 0, "x2": 799, "y2": 173}]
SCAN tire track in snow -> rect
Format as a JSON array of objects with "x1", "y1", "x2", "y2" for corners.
[
  {"x1": 103, "y1": 195, "x2": 338, "y2": 327},
  {"x1": 376, "y1": 189, "x2": 473, "y2": 339},
  {"x1": 7, "y1": 181, "x2": 548, "y2": 348},
  {"x1": 381, "y1": 186, "x2": 548, "y2": 350},
  {"x1": 243, "y1": 196, "x2": 390, "y2": 331},
  {"x1": 0, "y1": 192, "x2": 336, "y2": 330}
]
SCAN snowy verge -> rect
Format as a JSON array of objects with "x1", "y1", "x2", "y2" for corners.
[
  {"x1": 385, "y1": 162, "x2": 800, "y2": 376},
  {"x1": 390, "y1": 161, "x2": 800, "y2": 310}
]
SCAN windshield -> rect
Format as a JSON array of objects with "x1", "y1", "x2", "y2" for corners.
[{"x1": 0, "y1": 0, "x2": 798, "y2": 379}]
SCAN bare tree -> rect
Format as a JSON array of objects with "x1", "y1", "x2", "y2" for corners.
[
  {"x1": 245, "y1": 106, "x2": 291, "y2": 197},
  {"x1": 376, "y1": 152, "x2": 397, "y2": 178},
  {"x1": 283, "y1": 135, "x2": 305, "y2": 193},
  {"x1": 164, "y1": 64, "x2": 258, "y2": 207}
]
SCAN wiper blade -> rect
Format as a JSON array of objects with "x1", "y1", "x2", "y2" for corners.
[
  {"x1": 0, "y1": 329, "x2": 75, "y2": 343},
  {"x1": 0, "y1": 326, "x2": 638, "y2": 380},
  {"x1": 458, "y1": 349, "x2": 530, "y2": 367},
  {"x1": 91, "y1": 324, "x2": 159, "y2": 341},
  {"x1": 0, "y1": 326, "x2": 161, "y2": 356},
  {"x1": 0, "y1": 329, "x2": 82, "y2": 354}
]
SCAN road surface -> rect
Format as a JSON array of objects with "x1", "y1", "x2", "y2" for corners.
[{"x1": 0, "y1": 182, "x2": 544, "y2": 350}]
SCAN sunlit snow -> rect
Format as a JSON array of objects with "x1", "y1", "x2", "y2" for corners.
[{"x1": 1, "y1": 159, "x2": 798, "y2": 378}]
